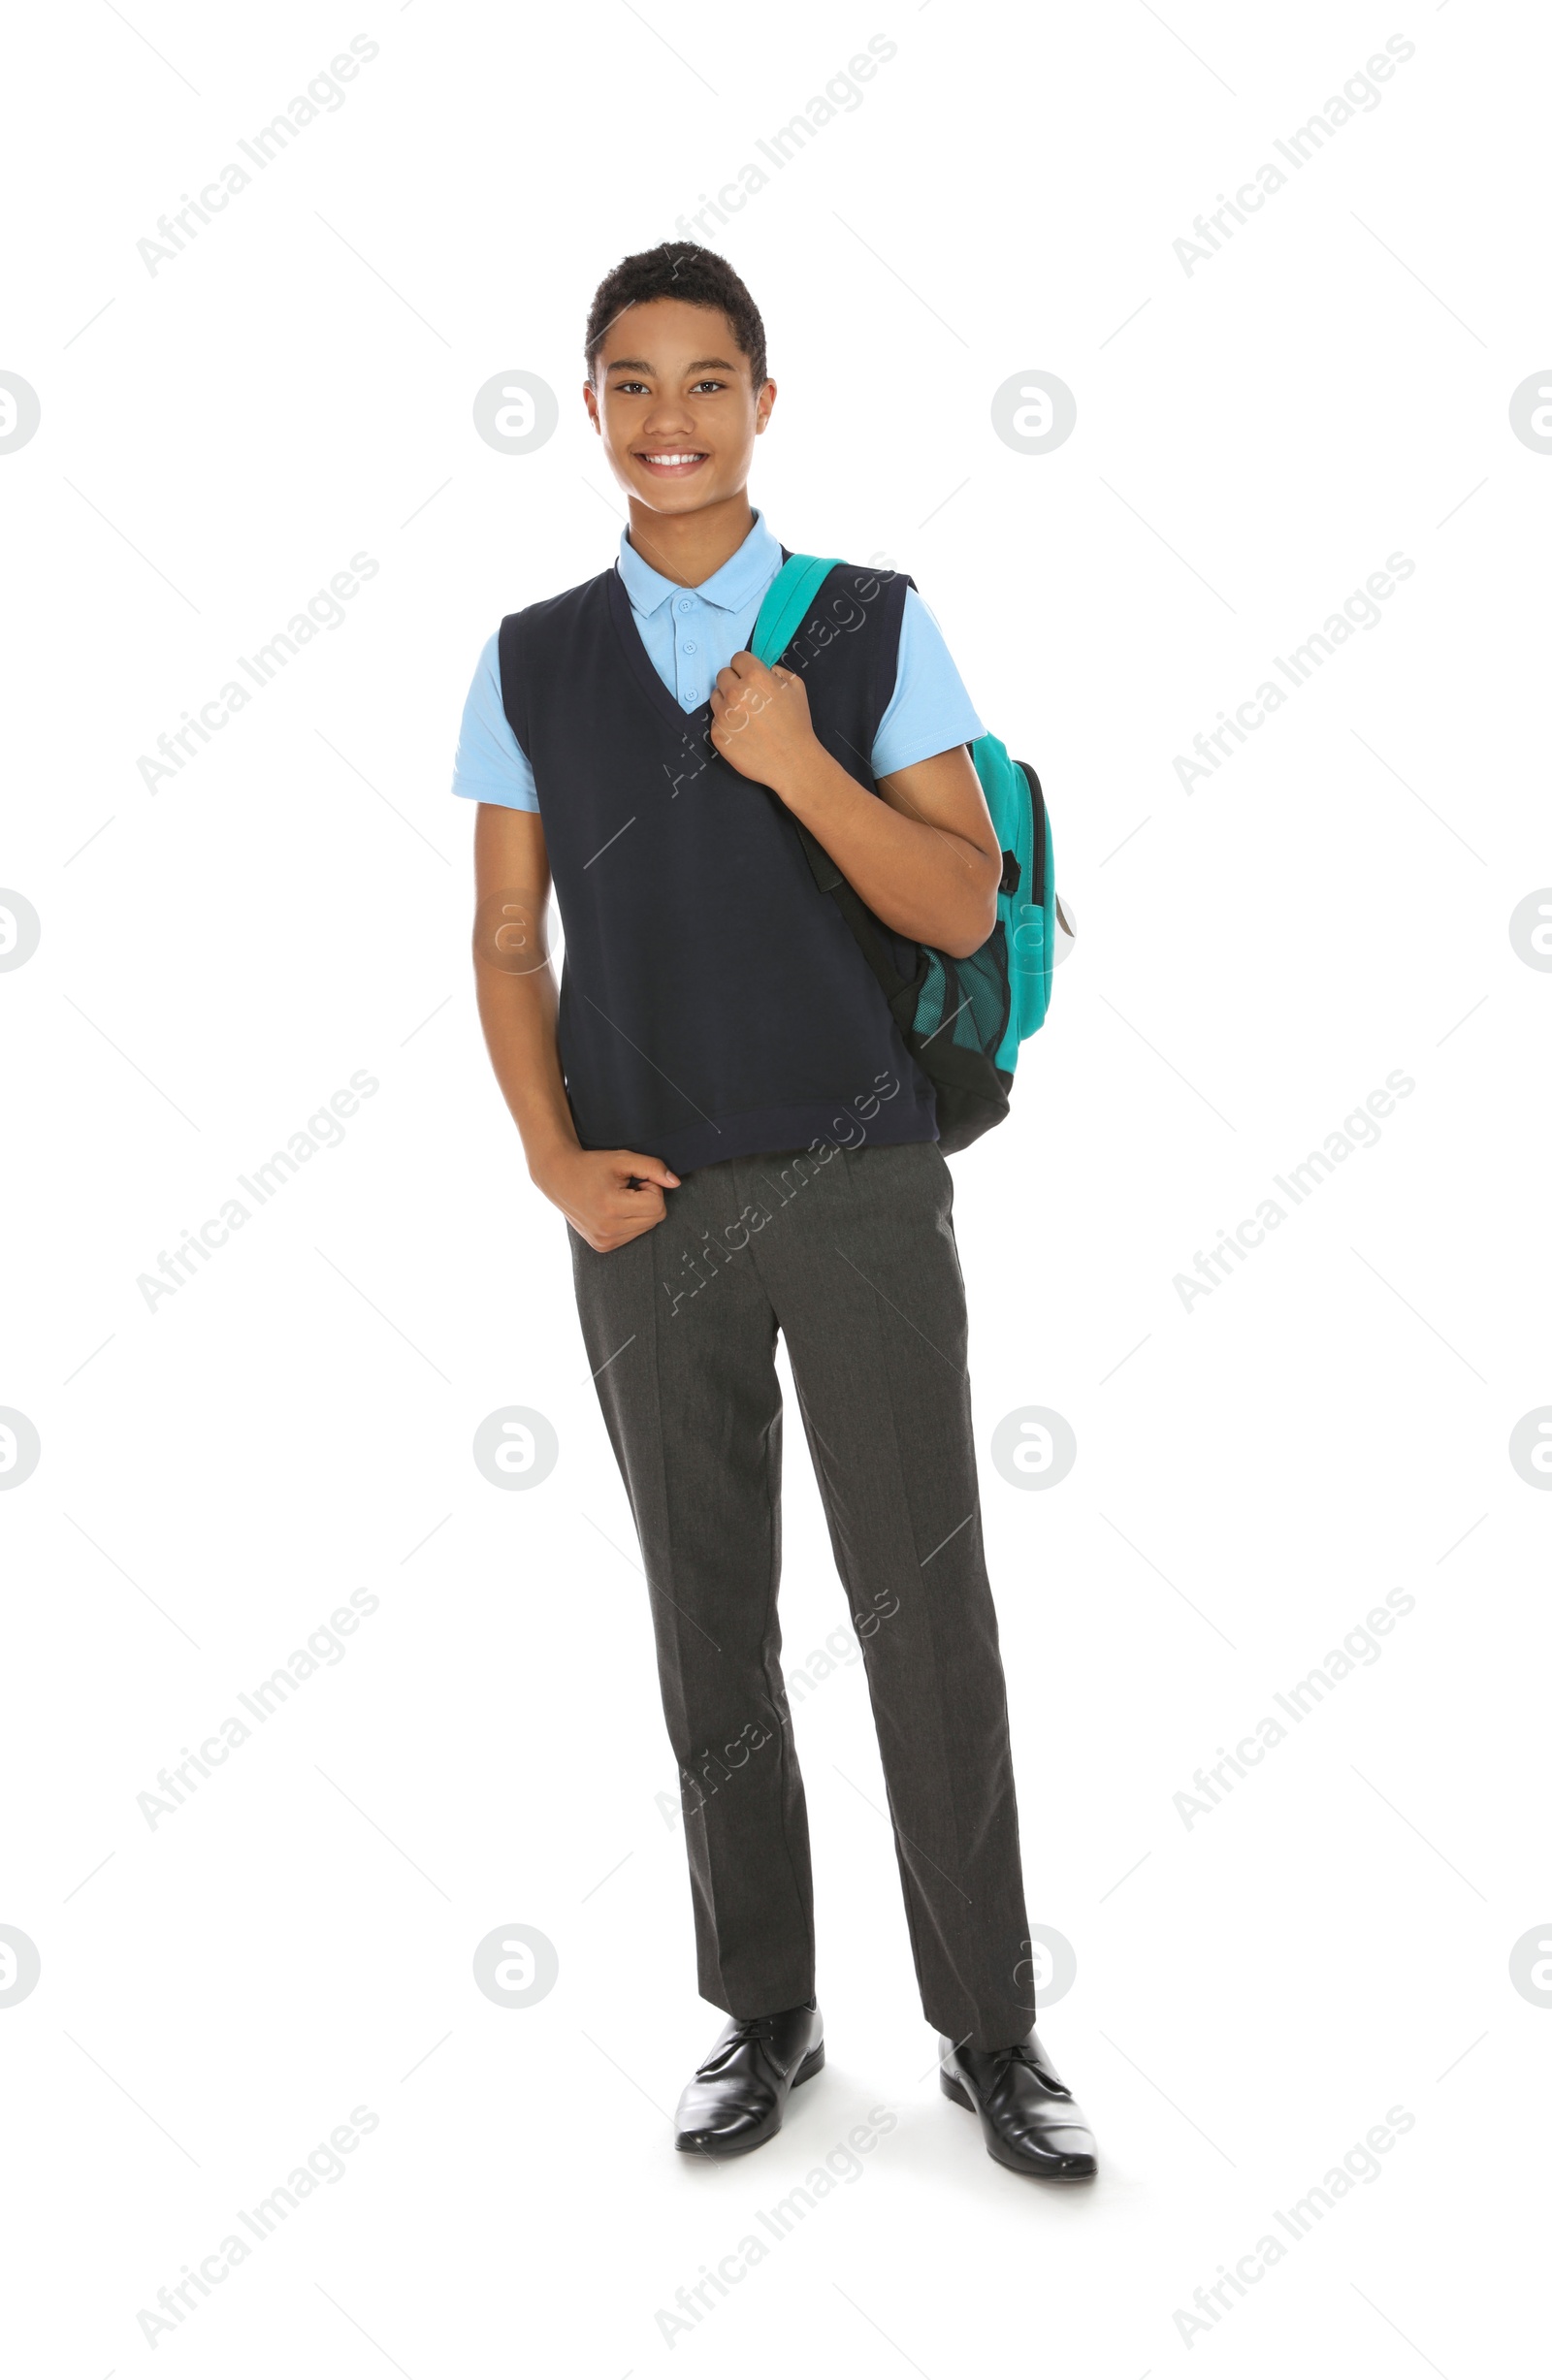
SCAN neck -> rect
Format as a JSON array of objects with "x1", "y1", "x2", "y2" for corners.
[{"x1": 625, "y1": 491, "x2": 756, "y2": 588}]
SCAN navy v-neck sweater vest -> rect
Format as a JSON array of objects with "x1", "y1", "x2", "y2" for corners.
[{"x1": 497, "y1": 554, "x2": 939, "y2": 1174}]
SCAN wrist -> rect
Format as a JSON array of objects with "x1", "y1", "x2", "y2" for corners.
[
  {"x1": 525, "y1": 1125, "x2": 582, "y2": 1185},
  {"x1": 773, "y1": 740, "x2": 854, "y2": 822}
]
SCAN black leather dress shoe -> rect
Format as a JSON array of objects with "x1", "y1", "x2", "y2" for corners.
[
  {"x1": 939, "y1": 2029, "x2": 1098, "y2": 2179},
  {"x1": 674, "y1": 2003, "x2": 824, "y2": 2158}
]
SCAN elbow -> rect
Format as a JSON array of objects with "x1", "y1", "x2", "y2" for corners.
[
  {"x1": 937, "y1": 877, "x2": 1001, "y2": 961},
  {"x1": 938, "y1": 929, "x2": 986, "y2": 962}
]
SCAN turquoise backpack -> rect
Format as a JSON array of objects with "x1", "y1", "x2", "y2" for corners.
[{"x1": 751, "y1": 553, "x2": 1056, "y2": 1153}]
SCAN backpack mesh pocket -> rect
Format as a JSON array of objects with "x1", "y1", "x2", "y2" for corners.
[{"x1": 913, "y1": 927, "x2": 1012, "y2": 1066}]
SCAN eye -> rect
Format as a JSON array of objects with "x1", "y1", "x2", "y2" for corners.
[
  {"x1": 613, "y1": 379, "x2": 650, "y2": 396},
  {"x1": 692, "y1": 379, "x2": 727, "y2": 394}
]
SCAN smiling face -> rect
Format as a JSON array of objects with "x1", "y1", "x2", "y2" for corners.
[{"x1": 584, "y1": 296, "x2": 775, "y2": 518}]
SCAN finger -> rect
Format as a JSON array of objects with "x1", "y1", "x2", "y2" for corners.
[
  {"x1": 608, "y1": 1201, "x2": 664, "y2": 1243},
  {"x1": 618, "y1": 1152, "x2": 681, "y2": 1188}
]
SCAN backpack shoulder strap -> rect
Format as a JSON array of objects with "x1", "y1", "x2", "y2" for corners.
[
  {"x1": 750, "y1": 553, "x2": 844, "y2": 669},
  {"x1": 748, "y1": 553, "x2": 911, "y2": 933},
  {"x1": 748, "y1": 554, "x2": 848, "y2": 894}
]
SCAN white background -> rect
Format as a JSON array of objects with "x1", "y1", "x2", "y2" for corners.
[{"x1": 3, "y1": 1, "x2": 1549, "y2": 2371}]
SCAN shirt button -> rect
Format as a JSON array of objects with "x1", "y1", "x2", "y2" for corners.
[
  {"x1": 677, "y1": 597, "x2": 694, "y2": 614},
  {"x1": 682, "y1": 640, "x2": 697, "y2": 654}
]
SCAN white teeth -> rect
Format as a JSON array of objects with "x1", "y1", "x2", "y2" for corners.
[{"x1": 642, "y1": 453, "x2": 704, "y2": 465}]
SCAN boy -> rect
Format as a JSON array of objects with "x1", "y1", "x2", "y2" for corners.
[{"x1": 454, "y1": 242, "x2": 1096, "y2": 2179}]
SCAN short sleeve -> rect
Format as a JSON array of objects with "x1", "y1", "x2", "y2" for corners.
[
  {"x1": 451, "y1": 631, "x2": 538, "y2": 811},
  {"x1": 868, "y1": 587, "x2": 987, "y2": 780}
]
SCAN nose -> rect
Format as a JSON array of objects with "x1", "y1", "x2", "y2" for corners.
[{"x1": 640, "y1": 399, "x2": 698, "y2": 439}]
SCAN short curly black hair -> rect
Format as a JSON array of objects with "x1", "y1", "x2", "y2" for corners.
[{"x1": 584, "y1": 241, "x2": 767, "y2": 389}]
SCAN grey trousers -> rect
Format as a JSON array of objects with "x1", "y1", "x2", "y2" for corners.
[{"x1": 568, "y1": 1138, "x2": 1037, "y2": 2051}]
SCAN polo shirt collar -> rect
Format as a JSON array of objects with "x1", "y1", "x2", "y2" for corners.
[{"x1": 617, "y1": 507, "x2": 782, "y2": 618}]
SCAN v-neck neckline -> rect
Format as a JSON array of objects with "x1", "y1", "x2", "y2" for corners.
[{"x1": 605, "y1": 547, "x2": 792, "y2": 739}]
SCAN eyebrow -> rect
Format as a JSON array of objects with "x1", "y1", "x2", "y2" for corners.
[{"x1": 604, "y1": 357, "x2": 739, "y2": 374}]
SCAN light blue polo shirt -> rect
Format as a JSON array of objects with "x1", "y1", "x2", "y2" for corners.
[{"x1": 452, "y1": 508, "x2": 986, "y2": 811}]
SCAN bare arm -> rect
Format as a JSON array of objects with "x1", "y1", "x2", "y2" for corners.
[
  {"x1": 708, "y1": 652, "x2": 1001, "y2": 957},
  {"x1": 472, "y1": 802, "x2": 679, "y2": 1251}
]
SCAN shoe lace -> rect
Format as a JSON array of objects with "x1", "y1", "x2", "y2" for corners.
[
  {"x1": 697, "y1": 2014, "x2": 775, "y2": 2075},
  {"x1": 995, "y1": 2041, "x2": 1070, "y2": 2095}
]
